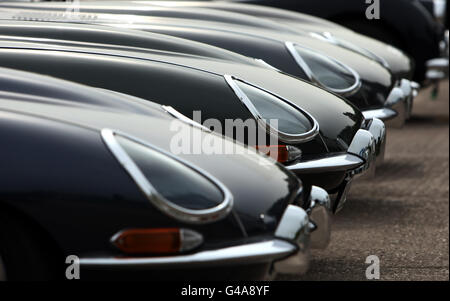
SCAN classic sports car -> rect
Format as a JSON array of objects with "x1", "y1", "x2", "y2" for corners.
[
  {"x1": 118, "y1": 1, "x2": 416, "y2": 79},
  {"x1": 195, "y1": 0, "x2": 449, "y2": 84},
  {"x1": 0, "y1": 2, "x2": 418, "y2": 127},
  {"x1": 0, "y1": 67, "x2": 335, "y2": 280},
  {"x1": 0, "y1": 38, "x2": 385, "y2": 212}
]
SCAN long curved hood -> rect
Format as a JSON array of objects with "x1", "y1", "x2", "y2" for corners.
[
  {"x1": 143, "y1": 0, "x2": 414, "y2": 80},
  {"x1": 0, "y1": 1, "x2": 302, "y2": 33},
  {"x1": 0, "y1": 67, "x2": 301, "y2": 239},
  {"x1": 0, "y1": 2, "x2": 395, "y2": 103},
  {"x1": 0, "y1": 39, "x2": 363, "y2": 152},
  {"x1": 0, "y1": 20, "x2": 261, "y2": 66},
  {"x1": 112, "y1": 19, "x2": 395, "y2": 108},
  {"x1": 303, "y1": 28, "x2": 414, "y2": 80},
  {"x1": 145, "y1": 0, "x2": 347, "y2": 30}
]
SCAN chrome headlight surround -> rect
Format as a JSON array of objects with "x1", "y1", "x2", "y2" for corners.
[
  {"x1": 285, "y1": 41, "x2": 362, "y2": 97},
  {"x1": 253, "y1": 58, "x2": 281, "y2": 71},
  {"x1": 101, "y1": 128, "x2": 234, "y2": 224},
  {"x1": 224, "y1": 74, "x2": 320, "y2": 144},
  {"x1": 161, "y1": 105, "x2": 211, "y2": 132}
]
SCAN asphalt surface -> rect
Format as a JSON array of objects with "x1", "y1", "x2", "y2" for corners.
[{"x1": 280, "y1": 81, "x2": 449, "y2": 281}]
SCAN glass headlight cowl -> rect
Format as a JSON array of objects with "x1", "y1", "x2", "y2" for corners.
[
  {"x1": 224, "y1": 75, "x2": 319, "y2": 144},
  {"x1": 285, "y1": 42, "x2": 361, "y2": 96},
  {"x1": 101, "y1": 129, "x2": 233, "y2": 224}
]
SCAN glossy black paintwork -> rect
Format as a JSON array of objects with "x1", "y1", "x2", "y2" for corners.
[
  {"x1": 0, "y1": 67, "x2": 301, "y2": 258},
  {"x1": 0, "y1": 20, "x2": 259, "y2": 65},
  {"x1": 0, "y1": 38, "x2": 364, "y2": 154},
  {"x1": 0, "y1": 3, "x2": 396, "y2": 110},
  {"x1": 219, "y1": 0, "x2": 444, "y2": 83},
  {"x1": 138, "y1": 24, "x2": 393, "y2": 109},
  {"x1": 148, "y1": 1, "x2": 414, "y2": 81}
]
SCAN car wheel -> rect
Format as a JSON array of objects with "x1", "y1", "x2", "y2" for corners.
[{"x1": 0, "y1": 209, "x2": 63, "y2": 281}]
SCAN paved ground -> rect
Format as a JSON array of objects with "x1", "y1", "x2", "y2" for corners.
[{"x1": 281, "y1": 81, "x2": 449, "y2": 281}]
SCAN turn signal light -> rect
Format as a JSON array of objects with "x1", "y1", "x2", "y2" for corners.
[
  {"x1": 111, "y1": 228, "x2": 204, "y2": 255},
  {"x1": 255, "y1": 145, "x2": 302, "y2": 163}
]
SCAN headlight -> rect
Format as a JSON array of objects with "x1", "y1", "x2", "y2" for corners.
[
  {"x1": 224, "y1": 74, "x2": 319, "y2": 145},
  {"x1": 285, "y1": 41, "x2": 362, "y2": 96},
  {"x1": 101, "y1": 129, "x2": 233, "y2": 224}
]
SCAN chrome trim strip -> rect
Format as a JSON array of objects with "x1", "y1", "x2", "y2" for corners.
[
  {"x1": 79, "y1": 239, "x2": 296, "y2": 268},
  {"x1": 362, "y1": 108, "x2": 397, "y2": 121},
  {"x1": 285, "y1": 41, "x2": 362, "y2": 97},
  {"x1": 161, "y1": 105, "x2": 211, "y2": 132},
  {"x1": 101, "y1": 128, "x2": 234, "y2": 224},
  {"x1": 285, "y1": 153, "x2": 364, "y2": 174},
  {"x1": 224, "y1": 74, "x2": 320, "y2": 144}
]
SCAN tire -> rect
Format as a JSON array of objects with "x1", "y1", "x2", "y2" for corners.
[{"x1": 0, "y1": 209, "x2": 63, "y2": 281}]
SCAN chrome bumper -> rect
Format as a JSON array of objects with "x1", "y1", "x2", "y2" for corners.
[
  {"x1": 425, "y1": 29, "x2": 448, "y2": 82},
  {"x1": 363, "y1": 79, "x2": 418, "y2": 128},
  {"x1": 286, "y1": 119, "x2": 384, "y2": 177},
  {"x1": 80, "y1": 205, "x2": 313, "y2": 277},
  {"x1": 80, "y1": 239, "x2": 297, "y2": 270},
  {"x1": 286, "y1": 118, "x2": 385, "y2": 212},
  {"x1": 274, "y1": 186, "x2": 333, "y2": 274},
  {"x1": 307, "y1": 186, "x2": 332, "y2": 250},
  {"x1": 426, "y1": 58, "x2": 449, "y2": 81},
  {"x1": 273, "y1": 205, "x2": 311, "y2": 275}
]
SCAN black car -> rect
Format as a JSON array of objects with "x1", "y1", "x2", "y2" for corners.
[
  {"x1": 0, "y1": 38, "x2": 385, "y2": 212},
  {"x1": 0, "y1": 67, "x2": 338, "y2": 280},
  {"x1": 0, "y1": 2, "x2": 418, "y2": 127},
  {"x1": 194, "y1": 0, "x2": 449, "y2": 84}
]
